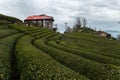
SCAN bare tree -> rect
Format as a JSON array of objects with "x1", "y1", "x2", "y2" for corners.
[
  {"x1": 74, "y1": 17, "x2": 82, "y2": 30},
  {"x1": 82, "y1": 18, "x2": 87, "y2": 27}
]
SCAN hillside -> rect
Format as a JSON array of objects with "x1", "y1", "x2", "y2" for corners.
[
  {"x1": 0, "y1": 14, "x2": 22, "y2": 25},
  {"x1": 0, "y1": 15, "x2": 120, "y2": 80}
]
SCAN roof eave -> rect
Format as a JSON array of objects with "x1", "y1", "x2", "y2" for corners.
[{"x1": 24, "y1": 19, "x2": 54, "y2": 21}]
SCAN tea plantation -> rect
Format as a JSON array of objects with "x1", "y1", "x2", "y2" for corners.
[{"x1": 0, "y1": 15, "x2": 120, "y2": 80}]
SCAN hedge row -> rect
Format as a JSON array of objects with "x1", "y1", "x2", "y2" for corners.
[
  {"x1": 34, "y1": 39, "x2": 120, "y2": 80},
  {"x1": 0, "y1": 25, "x2": 11, "y2": 29},
  {"x1": 0, "y1": 29, "x2": 19, "y2": 38},
  {"x1": 47, "y1": 41, "x2": 120, "y2": 66},
  {"x1": 62, "y1": 35, "x2": 120, "y2": 58},
  {"x1": 62, "y1": 35, "x2": 108, "y2": 48},
  {"x1": 15, "y1": 35, "x2": 87, "y2": 80},
  {"x1": 47, "y1": 34, "x2": 63, "y2": 41},
  {"x1": 63, "y1": 33, "x2": 117, "y2": 48},
  {"x1": 9, "y1": 24, "x2": 58, "y2": 40},
  {"x1": 30, "y1": 29, "x2": 50, "y2": 36},
  {"x1": 34, "y1": 31, "x2": 54, "y2": 39},
  {"x1": 8, "y1": 24, "x2": 39, "y2": 32},
  {"x1": 60, "y1": 41, "x2": 120, "y2": 60},
  {"x1": 10, "y1": 24, "x2": 49, "y2": 36},
  {"x1": 64, "y1": 32, "x2": 108, "y2": 42},
  {"x1": 24, "y1": 29, "x2": 46, "y2": 34},
  {"x1": 0, "y1": 20, "x2": 12, "y2": 25},
  {"x1": 64, "y1": 33, "x2": 120, "y2": 49},
  {"x1": 0, "y1": 33, "x2": 24, "y2": 80}
]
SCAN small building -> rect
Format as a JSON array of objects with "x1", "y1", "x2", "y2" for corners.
[
  {"x1": 97, "y1": 31, "x2": 111, "y2": 38},
  {"x1": 24, "y1": 14, "x2": 54, "y2": 29},
  {"x1": 64, "y1": 27, "x2": 74, "y2": 33},
  {"x1": 15, "y1": 20, "x2": 23, "y2": 25}
]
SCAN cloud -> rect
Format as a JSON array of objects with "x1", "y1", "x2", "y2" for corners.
[{"x1": 0, "y1": 0, "x2": 120, "y2": 35}]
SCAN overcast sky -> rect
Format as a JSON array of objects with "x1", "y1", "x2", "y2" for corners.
[{"x1": 0, "y1": 0, "x2": 120, "y2": 37}]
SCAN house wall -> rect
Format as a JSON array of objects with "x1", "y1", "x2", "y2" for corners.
[
  {"x1": 100, "y1": 33, "x2": 107, "y2": 37},
  {"x1": 24, "y1": 19, "x2": 53, "y2": 29}
]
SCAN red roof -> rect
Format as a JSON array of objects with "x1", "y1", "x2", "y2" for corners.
[{"x1": 24, "y1": 14, "x2": 54, "y2": 21}]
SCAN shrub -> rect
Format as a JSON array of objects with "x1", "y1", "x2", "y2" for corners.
[
  {"x1": 0, "y1": 33, "x2": 24, "y2": 80},
  {"x1": 34, "y1": 39, "x2": 120, "y2": 80},
  {"x1": 15, "y1": 35, "x2": 88, "y2": 80},
  {"x1": 47, "y1": 41, "x2": 120, "y2": 66},
  {"x1": 0, "y1": 29, "x2": 19, "y2": 38},
  {"x1": 0, "y1": 20, "x2": 12, "y2": 26}
]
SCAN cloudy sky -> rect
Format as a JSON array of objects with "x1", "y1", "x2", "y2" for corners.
[{"x1": 0, "y1": 0, "x2": 120, "y2": 37}]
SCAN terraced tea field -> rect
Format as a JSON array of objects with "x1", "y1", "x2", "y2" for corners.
[{"x1": 0, "y1": 24, "x2": 120, "y2": 80}]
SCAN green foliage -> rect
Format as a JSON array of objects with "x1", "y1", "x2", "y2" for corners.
[
  {"x1": 0, "y1": 14, "x2": 22, "y2": 23},
  {"x1": 63, "y1": 32, "x2": 120, "y2": 56},
  {"x1": 8, "y1": 24, "x2": 39, "y2": 32},
  {"x1": 80, "y1": 27, "x2": 95, "y2": 33},
  {"x1": 34, "y1": 39, "x2": 120, "y2": 80},
  {"x1": 0, "y1": 20, "x2": 12, "y2": 26},
  {"x1": 0, "y1": 25, "x2": 10, "y2": 29},
  {"x1": 15, "y1": 35, "x2": 87, "y2": 80},
  {"x1": 0, "y1": 29, "x2": 19, "y2": 38},
  {"x1": 60, "y1": 41, "x2": 120, "y2": 60},
  {"x1": 34, "y1": 31, "x2": 54, "y2": 39},
  {"x1": 48, "y1": 34, "x2": 63, "y2": 41},
  {"x1": 0, "y1": 33, "x2": 24, "y2": 80},
  {"x1": 30, "y1": 29, "x2": 52, "y2": 37},
  {"x1": 47, "y1": 41, "x2": 120, "y2": 66},
  {"x1": 0, "y1": 18, "x2": 120, "y2": 80}
]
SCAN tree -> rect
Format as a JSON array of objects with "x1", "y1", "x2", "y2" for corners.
[
  {"x1": 82, "y1": 18, "x2": 87, "y2": 27},
  {"x1": 74, "y1": 17, "x2": 82, "y2": 31}
]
